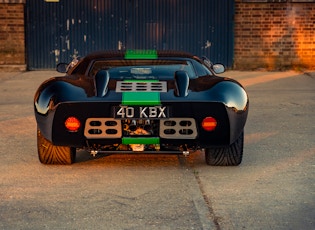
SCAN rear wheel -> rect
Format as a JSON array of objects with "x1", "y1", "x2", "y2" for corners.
[
  {"x1": 205, "y1": 131, "x2": 244, "y2": 166},
  {"x1": 37, "y1": 129, "x2": 76, "y2": 164}
]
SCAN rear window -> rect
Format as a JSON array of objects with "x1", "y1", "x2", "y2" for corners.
[{"x1": 89, "y1": 59, "x2": 197, "y2": 80}]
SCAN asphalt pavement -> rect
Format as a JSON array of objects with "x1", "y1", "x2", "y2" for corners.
[{"x1": 0, "y1": 69, "x2": 314, "y2": 229}]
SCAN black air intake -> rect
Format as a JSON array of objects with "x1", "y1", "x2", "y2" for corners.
[
  {"x1": 174, "y1": 70, "x2": 189, "y2": 97},
  {"x1": 95, "y1": 70, "x2": 110, "y2": 97}
]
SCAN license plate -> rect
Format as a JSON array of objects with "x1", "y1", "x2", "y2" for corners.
[{"x1": 113, "y1": 106, "x2": 169, "y2": 119}]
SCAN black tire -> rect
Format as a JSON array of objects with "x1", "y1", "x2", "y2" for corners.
[
  {"x1": 37, "y1": 129, "x2": 76, "y2": 164},
  {"x1": 205, "y1": 131, "x2": 244, "y2": 166}
]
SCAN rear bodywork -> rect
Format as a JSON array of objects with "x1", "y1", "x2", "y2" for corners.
[{"x1": 34, "y1": 50, "x2": 248, "y2": 155}]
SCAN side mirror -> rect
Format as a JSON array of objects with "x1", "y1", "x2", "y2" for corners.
[
  {"x1": 212, "y1": 64, "x2": 225, "y2": 74},
  {"x1": 201, "y1": 56, "x2": 225, "y2": 74},
  {"x1": 56, "y1": 63, "x2": 68, "y2": 73}
]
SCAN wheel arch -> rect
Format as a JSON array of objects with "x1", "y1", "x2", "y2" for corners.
[{"x1": 209, "y1": 81, "x2": 249, "y2": 144}]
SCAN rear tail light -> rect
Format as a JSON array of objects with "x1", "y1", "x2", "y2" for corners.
[
  {"x1": 201, "y1": 117, "x2": 217, "y2": 131},
  {"x1": 65, "y1": 116, "x2": 81, "y2": 132}
]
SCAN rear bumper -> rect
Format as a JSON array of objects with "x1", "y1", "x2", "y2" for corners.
[{"x1": 35, "y1": 101, "x2": 248, "y2": 148}]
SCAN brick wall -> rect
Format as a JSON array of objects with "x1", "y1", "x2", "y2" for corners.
[
  {"x1": 0, "y1": 0, "x2": 25, "y2": 71},
  {"x1": 234, "y1": 1, "x2": 315, "y2": 70}
]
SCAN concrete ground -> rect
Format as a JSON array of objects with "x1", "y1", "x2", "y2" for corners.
[{"x1": 0, "y1": 69, "x2": 314, "y2": 229}]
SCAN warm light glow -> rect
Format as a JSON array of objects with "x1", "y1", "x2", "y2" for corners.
[
  {"x1": 202, "y1": 117, "x2": 217, "y2": 131},
  {"x1": 65, "y1": 117, "x2": 81, "y2": 132},
  {"x1": 263, "y1": 6, "x2": 314, "y2": 69}
]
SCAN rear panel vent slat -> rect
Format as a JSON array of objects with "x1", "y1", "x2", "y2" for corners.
[{"x1": 116, "y1": 81, "x2": 167, "y2": 92}]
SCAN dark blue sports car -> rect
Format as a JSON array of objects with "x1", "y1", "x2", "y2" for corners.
[{"x1": 34, "y1": 50, "x2": 249, "y2": 165}]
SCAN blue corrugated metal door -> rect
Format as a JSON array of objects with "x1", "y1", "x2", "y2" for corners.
[{"x1": 26, "y1": 0, "x2": 234, "y2": 69}]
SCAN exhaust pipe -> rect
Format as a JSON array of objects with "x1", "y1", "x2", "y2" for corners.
[{"x1": 182, "y1": 144, "x2": 189, "y2": 157}]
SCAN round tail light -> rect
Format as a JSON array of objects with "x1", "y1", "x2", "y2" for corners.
[
  {"x1": 202, "y1": 117, "x2": 217, "y2": 131},
  {"x1": 65, "y1": 116, "x2": 81, "y2": 132}
]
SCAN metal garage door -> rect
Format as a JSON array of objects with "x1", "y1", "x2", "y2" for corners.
[{"x1": 26, "y1": 0, "x2": 234, "y2": 69}]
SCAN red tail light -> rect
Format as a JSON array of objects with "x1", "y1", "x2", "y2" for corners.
[
  {"x1": 201, "y1": 117, "x2": 217, "y2": 131},
  {"x1": 65, "y1": 116, "x2": 81, "y2": 132}
]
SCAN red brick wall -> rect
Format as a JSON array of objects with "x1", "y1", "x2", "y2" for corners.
[
  {"x1": 234, "y1": 1, "x2": 315, "y2": 70},
  {"x1": 0, "y1": 1, "x2": 25, "y2": 69}
]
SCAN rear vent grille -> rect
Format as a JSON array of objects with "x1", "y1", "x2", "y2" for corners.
[
  {"x1": 116, "y1": 81, "x2": 167, "y2": 92},
  {"x1": 160, "y1": 118, "x2": 197, "y2": 139},
  {"x1": 84, "y1": 118, "x2": 122, "y2": 139}
]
